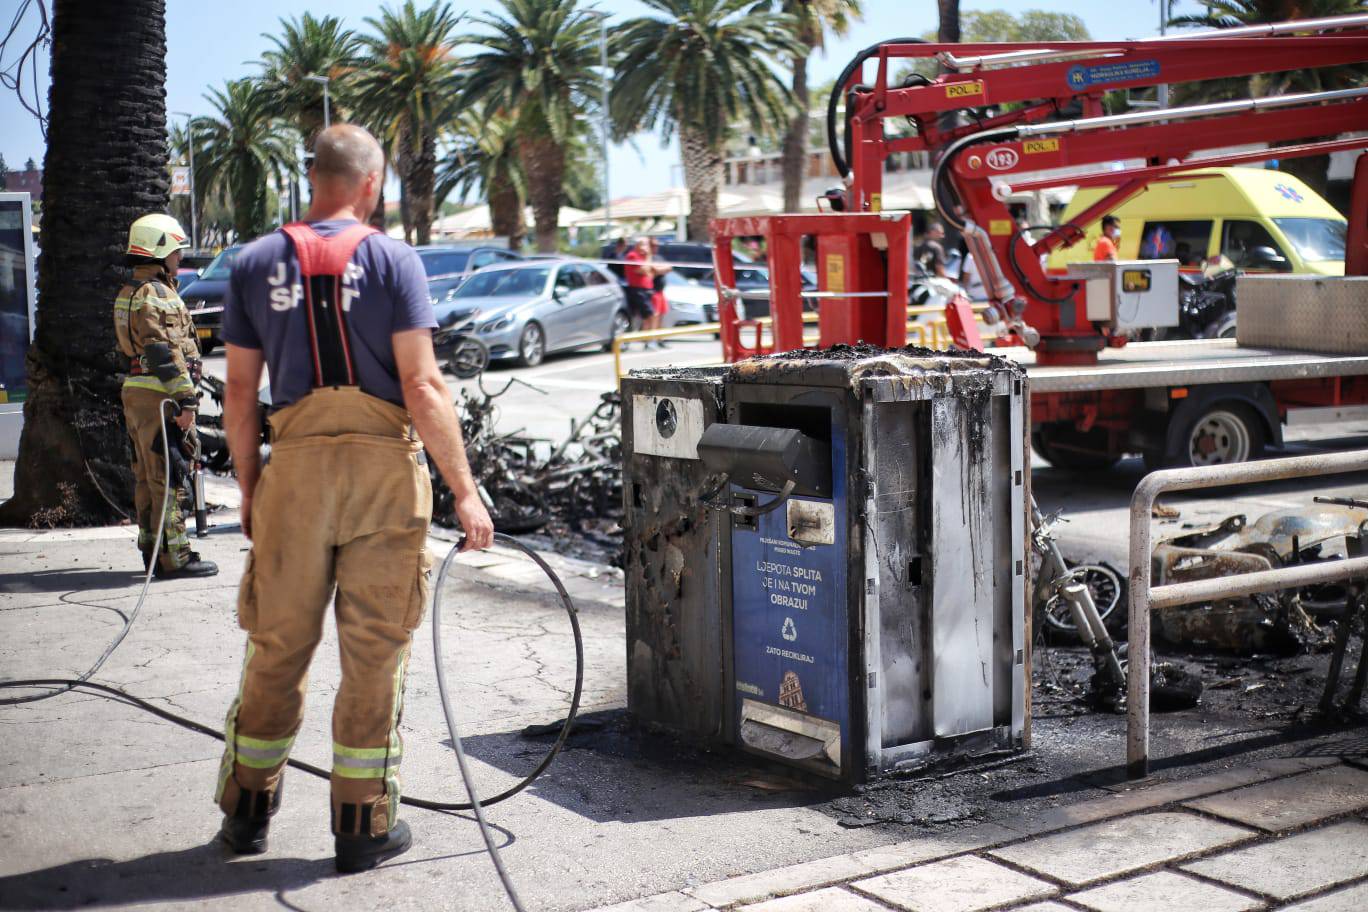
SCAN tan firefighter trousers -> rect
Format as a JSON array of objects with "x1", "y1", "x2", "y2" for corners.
[
  {"x1": 122, "y1": 386, "x2": 193, "y2": 572},
  {"x1": 216, "y1": 386, "x2": 433, "y2": 837}
]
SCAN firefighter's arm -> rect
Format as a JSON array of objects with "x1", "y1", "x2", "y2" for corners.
[
  {"x1": 131, "y1": 288, "x2": 197, "y2": 409},
  {"x1": 224, "y1": 343, "x2": 264, "y2": 538},
  {"x1": 393, "y1": 328, "x2": 494, "y2": 551}
]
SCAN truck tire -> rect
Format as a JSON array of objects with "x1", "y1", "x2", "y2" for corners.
[
  {"x1": 1148, "y1": 401, "x2": 1265, "y2": 471},
  {"x1": 1032, "y1": 426, "x2": 1120, "y2": 470}
]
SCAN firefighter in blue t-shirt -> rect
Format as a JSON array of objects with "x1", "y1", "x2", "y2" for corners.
[{"x1": 213, "y1": 125, "x2": 493, "y2": 873}]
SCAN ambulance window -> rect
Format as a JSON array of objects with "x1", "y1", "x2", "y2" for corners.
[
  {"x1": 1139, "y1": 220, "x2": 1210, "y2": 265},
  {"x1": 1222, "y1": 220, "x2": 1291, "y2": 272}
]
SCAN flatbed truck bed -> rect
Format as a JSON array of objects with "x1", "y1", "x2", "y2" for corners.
[{"x1": 1004, "y1": 339, "x2": 1368, "y2": 469}]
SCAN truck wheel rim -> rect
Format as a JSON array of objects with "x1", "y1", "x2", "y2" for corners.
[{"x1": 1189, "y1": 410, "x2": 1250, "y2": 465}]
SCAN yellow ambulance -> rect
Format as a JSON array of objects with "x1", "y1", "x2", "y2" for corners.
[{"x1": 1047, "y1": 166, "x2": 1348, "y2": 276}]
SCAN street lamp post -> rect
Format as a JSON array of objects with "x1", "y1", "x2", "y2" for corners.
[
  {"x1": 1157, "y1": 0, "x2": 1171, "y2": 109},
  {"x1": 305, "y1": 74, "x2": 331, "y2": 130},
  {"x1": 172, "y1": 110, "x2": 198, "y2": 251},
  {"x1": 599, "y1": 16, "x2": 610, "y2": 239}
]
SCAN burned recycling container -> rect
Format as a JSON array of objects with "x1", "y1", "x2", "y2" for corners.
[{"x1": 622, "y1": 346, "x2": 1030, "y2": 783}]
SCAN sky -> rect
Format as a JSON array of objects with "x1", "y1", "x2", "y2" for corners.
[{"x1": 0, "y1": 0, "x2": 1203, "y2": 199}]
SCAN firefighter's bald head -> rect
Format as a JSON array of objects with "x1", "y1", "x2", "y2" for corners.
[
  {"x1": 308, "y1": 124, "x2": 384, "y2": 220},
  {"x1": 313, "y1": 125, "x2": 384, "y2": 182}
]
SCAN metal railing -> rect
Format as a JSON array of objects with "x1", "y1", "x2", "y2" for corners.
[{"x1": 1126, "y1": 449, "x2": 1368, "y2": 779}]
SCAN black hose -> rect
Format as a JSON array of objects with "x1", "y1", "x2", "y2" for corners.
[
  {"x1": 0, "y1": 398, "x2": 177, "y2": 707},
  {"x1": 929, "y1": 126, "x2": 1020, "y2": 232},
  {"x1": 431, "y1": 532, "x2": 582, "y2": 912},
  {"x1": 827, "y1": 37, "x2": 926, "y2": 178},
  {"x1": 0, "y1": 533, "x2": 583, "y2": 815},
  {"x1": 1008, "y1": 223, "x2": 1083, "y2": 305}
]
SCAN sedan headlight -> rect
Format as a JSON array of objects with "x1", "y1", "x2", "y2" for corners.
[{"x1": 481, "y1": 315, "x2": 514, "y2": 333}]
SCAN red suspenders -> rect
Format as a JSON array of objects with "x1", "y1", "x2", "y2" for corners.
[{"x1": 279, "y1": 222, "x2": 379, "y2": 389}]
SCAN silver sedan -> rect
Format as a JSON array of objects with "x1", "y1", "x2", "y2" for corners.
[{"x1": 436, "y1": 260, "x2": 630, "y2": 367}]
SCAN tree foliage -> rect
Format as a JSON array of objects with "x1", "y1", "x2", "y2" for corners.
[
  {"x1": 610, "y1": 0, "x2": 801, "y2": 239},
  {"x1": 195, "y1": 79, "x2": 296, "y2": 241},
  {"x1": 353, "y1": 0, "x2": 463, "y2": 245},
  {"x1": 1169, "y1": 0, "x2": 1368, "y2": 194},
  {"x1": 461, "y1": 0, "x2": 603, "y2": 252},
  {"x1": 902, "y1": 7, "x2": 1091, "y2": 80},
  {"x1": 258, "y1": 13, "x2": 361, "y2": 151}
]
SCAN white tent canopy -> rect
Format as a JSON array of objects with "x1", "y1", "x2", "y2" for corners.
[
  {"x1": 432, "y1": 205, "x2": 587, "y2": 238},
  {"x1": 385, "y1": 205, "x2": 588, "y2": 240}
]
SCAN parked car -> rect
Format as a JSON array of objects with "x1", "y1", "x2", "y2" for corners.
[
  {"x1": 661, "y1": 271, "x2": 719, "y2": 327},
  {"x1": 182, "y1": 245, "x2": 243, "y2": 354},
  {"x1": 439, "y1": 260, "x2": 629, "y2": 367},
  {"x1": 176, "y1": 250, "x2": 215, "y2": 287},
  {"x1": 721, "y1": 264, "x2": 818, "y2": 318},
  {"x1": 418, "y1": 244, "x2": 523, "y2": 310}
]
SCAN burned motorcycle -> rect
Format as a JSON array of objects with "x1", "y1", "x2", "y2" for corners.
[
  {"x1": 434, "y1": 308, "x2": 490, "y2": 379},
  {"x1": 1166, "y1": 267, "x2": 1238, "y2": 340}
]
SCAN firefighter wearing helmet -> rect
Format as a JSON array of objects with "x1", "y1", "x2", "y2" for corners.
[{"x1": 113, "y1": 213, "x2": 218, "y2": 579}]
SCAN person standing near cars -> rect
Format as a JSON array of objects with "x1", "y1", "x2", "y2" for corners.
[
  {"x1": 624, "y1": 237, "x2": 657, "y2": 341},
  {"x1": 215, "y1": 124, "x2": 494, "y2": 872},
  {"x1": 913, "y1": 221, "x2": 949, "y2": 278},
  {"x1": 114, "y1": 213, "x2": 218, "y2": 579},
  {"x1": 646, "y1": 238, "x2": 672, "y2": 349}
]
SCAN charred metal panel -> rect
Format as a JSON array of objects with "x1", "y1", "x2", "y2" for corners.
[
  {"x1": 622, "y1": 372, "x2": 728, "y2": 739},
  {"x1": 930, "y1": 393, "x2": 997, "y2": 737},
  {"x1": 864, "y1": 398, "x2": 932, "y2": 750}
]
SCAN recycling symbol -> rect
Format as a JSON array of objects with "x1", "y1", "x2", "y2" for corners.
[{"x1": 781, "y1": 617, "x2": 798, "y2": 642}]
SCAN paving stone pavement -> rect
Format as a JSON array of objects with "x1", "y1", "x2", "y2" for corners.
[
  {"x1": 1181, "y1": 820, "x2": 1368, "y2": 901},
  {"x1": 988, "y1": 810, "x2": 1254, "y2": 886},
  {"x1": 1183, "y1": 764, "x2": 1368, "y2": 832},
  {"x1": 588, "y1": 760, "x2": 1368, "y2": 912},
  {"x1": 1067, "y1": 870, "x2": 1262, "y2": 912}
]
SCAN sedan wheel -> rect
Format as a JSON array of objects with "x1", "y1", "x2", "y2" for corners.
[
  {"x1": 603, "y1": 310, "x2": 631, "y2": 352},
  {"x1": 517, "y1": 322, "x2": 545, "y2": 367}
]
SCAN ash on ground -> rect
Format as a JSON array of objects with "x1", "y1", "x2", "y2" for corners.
[{"x1": 826, "y1": 634, "x2": 1365, "y2": 831}]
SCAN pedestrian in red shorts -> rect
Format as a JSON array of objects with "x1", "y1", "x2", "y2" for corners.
[{"x1": 648, "y1": 238, "x2": 672, "y2": 350}]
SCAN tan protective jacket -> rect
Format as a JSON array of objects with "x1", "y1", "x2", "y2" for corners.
[{"x1": 114, "y1": 265, "x2": 200, "y2": 404}]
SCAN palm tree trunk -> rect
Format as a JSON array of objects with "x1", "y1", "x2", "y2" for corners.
[
  {"x1": 408, "y1": 128, "x2": 438, "y2": 246},
  {"x1": 488, "y1": 170, "x2": 525, "y2": 249},
  {"x1": 782, "y1": 51, "x2": 811, "y2": 215},
  {"x1": 937, "y1": 0, "x2": 961, "y2": 42},
  {"x1": 369, "y1": 167, "x2": 387, "y2": 232},
  {"x1": 0, "y1": 0, "x2": 168, "y2": 527},
  {"x1": 1276, "y1": 149, "x2": 1332, "y2": 199},
  {"x1": 680, "y1": 125, "x2": 723, "y2": 242},
  {"x1": 520, "y1": 134, "x2": 566, "y2": 253}
]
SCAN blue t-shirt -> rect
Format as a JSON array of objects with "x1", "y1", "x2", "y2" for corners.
[{"x1": 222, "y1": 219, "x2": 435, "y2": 408}]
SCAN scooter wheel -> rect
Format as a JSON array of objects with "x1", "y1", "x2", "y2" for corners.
[{"x1": 446, "y1": 340, "x2": 490, "y2": 379}]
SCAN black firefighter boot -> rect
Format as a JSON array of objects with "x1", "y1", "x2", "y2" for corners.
[
  {"x1": 335, "y1": 814, "x2": 413, "y2": 874},
  {"x1": 219, "y1": 783, "x2": 281, "y2": 855},
  {"x1": 154, "y1": 551, "x2": 219, "y2": 580}
]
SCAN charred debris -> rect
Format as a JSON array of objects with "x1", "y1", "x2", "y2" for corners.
[{"x1": 429, "y1": 376, "x2": 625, "y2": 564}]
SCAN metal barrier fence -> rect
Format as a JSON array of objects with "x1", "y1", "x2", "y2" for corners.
[
  {"x1": 610, "y1": 304, "x2": 991, "y2": 378},
  {"x1": 1126, "y1": 449, "x2": 1368, "y2": 779}
]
